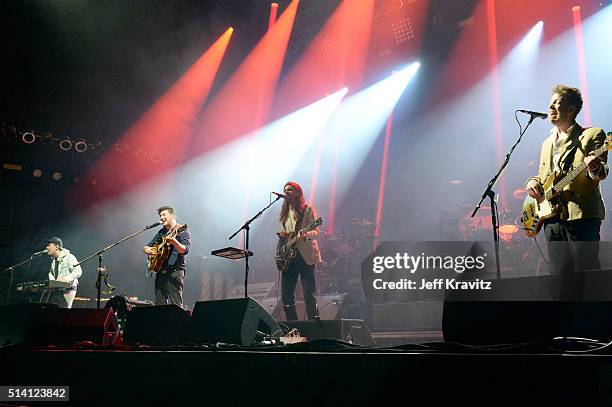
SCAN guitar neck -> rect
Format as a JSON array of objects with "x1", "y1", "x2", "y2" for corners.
[
  {"x1": 548, "y1": 143, "x2": 608, "y2": 197},
  {"x1": 287, "y1": 225, "x2": 317, "y2": 246}
]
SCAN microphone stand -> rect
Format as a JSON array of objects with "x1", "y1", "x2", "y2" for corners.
[
  {"x1": 471, "y1": 113, "x2": 538, "y2": 279},
  {"x1": 229, "y1": 195, "x2": 283, "y2": 298},
  {"x1": 74, "y1": 223, "x2": 159, "y2": 309},
  {"x1": 1, "y1": 251, "x2": 47, "y2": 305}
]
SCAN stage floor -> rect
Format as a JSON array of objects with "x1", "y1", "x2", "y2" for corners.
[{"x1": 2, "y1": 340, "x2": 612, "y2": 406}]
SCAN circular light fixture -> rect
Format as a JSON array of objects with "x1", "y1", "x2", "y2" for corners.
[
  {"x1": 74, "y1": 140, "x2": 88, "y2": 153},
  {"x1": 22, "y1": 132, "x2": 36, "y2": 144},
  {"x1": 52, "y1": 171, "x2": 62, "y2": 181},
  {"x1": 59, "y1": 139, "x2": 73, "y2": 151},
  {"x1": 32, "y1": 169, "x2": 43, "y2": 178},
  {"x1": 150, "y1": 151, "x2": 161, "y2": 163}
]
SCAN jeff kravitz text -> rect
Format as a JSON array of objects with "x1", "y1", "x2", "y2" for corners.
[
  {"x1": 370, "y1": 252, "x2": 493, "y2": 292},
  {"x1": 372, "y1": 278, "x2": 492, "y2": 290}
]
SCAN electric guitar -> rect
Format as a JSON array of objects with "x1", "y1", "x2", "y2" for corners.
[
  {"x1": 275, "y1": 217, "x2": 322, "y2": 273},
  {"x1": 147, "y1": 224, "x2": 188, "y2": 272},
  {"x1": 521, "y1": 135, "x2": 611, "y2": 237}
]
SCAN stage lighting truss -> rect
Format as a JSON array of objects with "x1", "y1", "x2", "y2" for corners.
[{"x1": 4, "y1": 124, "x2": 101, "y2": 153}]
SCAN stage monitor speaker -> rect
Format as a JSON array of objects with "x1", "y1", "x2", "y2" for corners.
[
  {"x1": 0, "y1": 303, "x2": 58, "y2": 346},
  {"x1": 124, "y1": 304, "x2": 190, "y2": 346},
  {"x1": 443, "y1": 272, "x2": 612, "y2": 345},
  {"x1": 0, "y1": 304, "x2": 118, "y2": 346},
  {"x1": 443, "y1": 301, "x2": 612, "y2": 345},
  {"x1": 190, "y1": 297, "x2": 281, "y2": 345},
  {"x1": 279, "y1": 319, "x2": 376, "y2": 346}
]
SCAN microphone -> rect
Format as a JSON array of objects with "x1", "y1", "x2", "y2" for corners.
[
  {"x1": 272, "y1": 192, "x2": 286, "y2": 199},
  {"x1": 32, "y1": 249, "x2": 48, "y2": 256},
  {"x1": 518, "y1": 110, "x2": 548, "y2": 119},
  {"x1": 146, "y1": 221, "x2": 162, "y2": 230}
]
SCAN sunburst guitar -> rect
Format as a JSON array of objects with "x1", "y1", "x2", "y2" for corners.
[
  {"x1": 275, "y1": 217, "x2": 322, "y2": 273},
  {"x1": 521, "y1": 135, "x2": 611, "y2": 237},
  {"x1": 147, "y1": 224, "x2": 188, "y2": 272}
]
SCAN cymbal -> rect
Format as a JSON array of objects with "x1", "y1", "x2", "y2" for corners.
[
  {"x1": 349, "y1": 218, "x2": 376, "y2": 226},
  {"x1": 471, "y1": 206, "x2": 492, "y2": 214}
]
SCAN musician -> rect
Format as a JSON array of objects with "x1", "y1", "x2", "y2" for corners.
[
  {"x1": 143, "y1": 206, "x2": 191, "y2": 307},
  {"x1": 45, "y1": 237, "x2": 82, "y2": 308},
  {"x1": 525, "y1": 84, "x2": 608, "y2": 274},
  {"x1": 278, "y1": 181, "x2": 322, "y2": 320}
]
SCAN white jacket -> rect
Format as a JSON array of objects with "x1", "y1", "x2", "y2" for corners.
[
  {"x1": 48, "y1": 249, "x2": 82, "y2": 288},
  {"x1": 282, "y1": 206, "x2": 322, "y2": 266}
]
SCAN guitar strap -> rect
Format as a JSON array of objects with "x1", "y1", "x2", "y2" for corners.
[
  {"x1": 549, "y1": 134, "x2": 581, "y2": 174},
  {"x1": 560, "y1": 139, "x2": 580, "y2": 173}
]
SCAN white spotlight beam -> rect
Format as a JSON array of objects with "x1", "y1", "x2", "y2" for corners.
[{"x1": 307, "y1": 62, "x2": 420, "y2": 202}]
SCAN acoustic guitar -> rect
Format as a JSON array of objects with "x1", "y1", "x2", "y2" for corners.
[{"x1": 147, "y1": 224, "x2": 188, "y2": 272}]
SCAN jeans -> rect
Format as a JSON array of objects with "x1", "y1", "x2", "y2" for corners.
[
  {"x1": 155, "y1": 269, "x2": 185, "y2": 308},
  {"x1": 281, "y1": 251, "x2": 319, "y2": 320}
]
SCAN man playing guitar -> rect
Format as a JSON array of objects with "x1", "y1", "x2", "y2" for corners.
[
  {"x1": 143, "y1": 206, "x2": 191, "y2": 307},
  {"x1": 277, "y1": 182, "x2": 322, "y2": 320},
  {"x1": 525, "y1": 85, "x2": 608, "y2": 274}
]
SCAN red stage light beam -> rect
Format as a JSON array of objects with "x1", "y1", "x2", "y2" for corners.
[
  {"x1": 572, "y1": 5, "x2": 592, "y2": 126},
  {"x1": 191, "y1": 0, "x2": 299, "y2": 156},
  {"x1": 76, "y1": 27, "x2": 233, "y2": 207}
]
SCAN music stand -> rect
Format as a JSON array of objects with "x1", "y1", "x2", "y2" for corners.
[{"x1": 211, "y1": 247, "x2": 253, "y2": 260}]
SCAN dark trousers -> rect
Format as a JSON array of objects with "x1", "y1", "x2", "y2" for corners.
[
  {"x1": 281, "y1": 251, "x2": 319, "y2": 320},
  {"x1": 544, "y1": 218, "x2": 601, "y2": 274},
  {"x1": 155, "y1": 269, "x2": 185, "y2": 308}
]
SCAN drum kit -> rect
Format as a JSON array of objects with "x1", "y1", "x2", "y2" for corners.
[
  {"x1": 317, "y1": 217, "x2": 377, "y2": 294},
  {"x1": 453, "y1": 188, "x2": 528, "y2": 249}
]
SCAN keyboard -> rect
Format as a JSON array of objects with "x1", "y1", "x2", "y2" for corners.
[{"x1": 16, "y1": 280, "x2": 73, "y2": 292}]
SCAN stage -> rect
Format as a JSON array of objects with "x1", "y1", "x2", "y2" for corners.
[
  {"x1": 3, "y1": 0, "x2": 612, "y2": 404},
  {"x1": 2, "y1": 340, "x2": 612, "y2": 405}
]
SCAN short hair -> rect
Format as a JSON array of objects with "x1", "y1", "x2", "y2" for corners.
[
  {"x1": 157, "y1": 206, "x2": 175, "y2": 215},
  {"x1": 551, "y1": 84, "x2": 583, "y2": 115}
]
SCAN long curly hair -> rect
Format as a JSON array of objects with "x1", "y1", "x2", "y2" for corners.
[{"x1": 279, "y1": 181, "x2": 306, "y2": 225}]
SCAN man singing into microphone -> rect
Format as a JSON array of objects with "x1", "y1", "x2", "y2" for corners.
[
  {"x1": 525, "y1": 84, "x2": 608, "y2": 274},
  {"x1": 277, "y1": 182, "x2": 322, "y2": 320},
  {"x1": 143, "y1": 206, "x2": 191, "y2": 307},
  {"x1": 45, "y1": 237, "x2": 82, "y2": 308}
]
